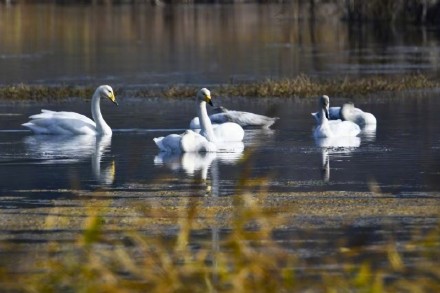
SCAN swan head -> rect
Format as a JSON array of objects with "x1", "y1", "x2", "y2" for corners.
[
  {"x1": 97, "y1": 85, "x2": 118, "y2": 106},
  {"x1": 319, "y1": 95, "x2": 330, "y2": 119},
  {"x1": 340, "y1": 102, "x2": 355, "y2": 121},
  {"x1": 197, "y1": 88, "x2": 213, "y2": 106}
]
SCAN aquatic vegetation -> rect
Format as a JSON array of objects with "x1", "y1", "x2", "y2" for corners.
[
  {"x1": 0, "y1": 74, "x2": 439, "y2": 101},
  {"x1": 0, "y1": 173, "x2": 438, "y2": 292},
  {"x1": 0, "y1": 84, "x2": 95, "y2": 101}
]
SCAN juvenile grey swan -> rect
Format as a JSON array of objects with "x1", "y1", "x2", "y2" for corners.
[{"x1": 189, "y1": 106, "x2": 279, "y2": 129}]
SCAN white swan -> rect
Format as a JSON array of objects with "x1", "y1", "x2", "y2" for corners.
[
  {"x1": 340, "y1": 102, "x2": 377, "y2": 126},
  {"x1": 189, "y1": 106, "x2": 279, "y2": 129},
  {"x1": 154, "y1": 88, "x2": 245, "y2": 153},
  {"x1": 22, "y1": 85, "x2": 118, "y2": 135},
  {"x1": 314, "y1": 95, "x2": 361, "y2": 138},
  {"x1": 312, "y1": 101, "x2": 376, "y2": 126}
]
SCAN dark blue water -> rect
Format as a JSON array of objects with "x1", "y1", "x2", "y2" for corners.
[{"x1": 1, "y1": 90, "x2": 440, "y2": 198}]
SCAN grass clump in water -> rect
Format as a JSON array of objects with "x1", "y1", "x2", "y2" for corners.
[
  {"x1": 0, "y1": 84, "x2": 95, "y2": 101},
  {"x1": 0, "y1": 74, "x2": 438, "y2": 100}
]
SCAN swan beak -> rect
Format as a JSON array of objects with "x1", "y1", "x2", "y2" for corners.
[
  {"x1": 206, "y1": 95, "x2": 214, "y2": 107},
  {"x1": 325, "y1": 108, "x2": 329, "y2": 119},
  {"x1": 109, "y1": 93, "x2": 119, "y2": 106}
]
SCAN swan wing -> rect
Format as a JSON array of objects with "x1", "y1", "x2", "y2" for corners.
[
  {"x1": 189, "y1": 117, "x2": 201, "y2": 129},
  {"x1": 180, "y1": 130, "x2": 216, "y2": 153},
  {"x1": 153, "y1": 133, "x2": 182, "y2": 153},
  {"x1": 23, "y1": 110, "x2": 96, "y2": 135},
  {"x1": 329, "y1": 121, "x2": 361, "y2": 137},
  {"x1": 211, "y1": 111, "x2": 278, "y2": 128},
  {"x1": 312, "y1": 107, "x2": 341, "y2": 123},
  {"x1": 212, "y1": 122, "x2": 244, "y2": 142}
]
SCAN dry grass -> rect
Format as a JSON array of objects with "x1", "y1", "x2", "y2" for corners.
[
  {"x1": 0, "y1": 178, "x2": 438, "y2": 292},
  {"x1": 0, "y1": 74, "x2": 438, "y2": 101}
]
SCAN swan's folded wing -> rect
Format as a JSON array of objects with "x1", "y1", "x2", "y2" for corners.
[
  {"x1": 180, "y1": 130, "x2": 216, "y2": 153},
  {"x1": 212, "y1": 122, "x2": 244, "y2": 142},
  {"x1": 154, "y1": 134, "x2": 182, "y2": 153},
  {"x1": 208, "y1": 113, "x2": 229, "y2": 124},
  {"x1": 23, "y1": 110, "x2": 96, "y2": 135},
  {"x1": 189, "y1": 117, "x2": 201, "y2": 129},
  {"x1": 329, "y1": 121, "x2": 361, "y2": 137},
  {"x1": 211, "y1": 111, "x2": 278, "y2": 128}
]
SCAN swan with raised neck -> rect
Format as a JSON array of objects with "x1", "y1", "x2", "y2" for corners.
[{"x1": 92, "y1": 85, "x2": 118, "y2": 135}]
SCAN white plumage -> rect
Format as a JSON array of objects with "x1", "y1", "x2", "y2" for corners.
[
  {"x1": 313, "y1": 95, "x2": 361, "y2": 138},
  {"x1": 154, "y1": 88, "x2": 245, "y2": 153},
  {"x1": 312, "y1": 102, "x2": 376, "y2": 126},
  {"x1": 189, "y1": 106, "x2": 278, "y2": 129},
  {"x1": 22, "y1": 85, "x2": 118, "y2": 135}
]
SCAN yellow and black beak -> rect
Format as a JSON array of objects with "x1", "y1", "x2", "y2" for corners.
[
  {"x1": 109, "y1": 92, "x2": 119, "y2": 106},
  {"x1": 206, "y1": 94, "x2": 213, "y2": 107}
]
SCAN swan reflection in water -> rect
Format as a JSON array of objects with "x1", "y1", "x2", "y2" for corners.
[
  {"x1": 23, "y1": 135, "x2": 114, "y2": 185},
  {"x1": 314, "y1": 136, "x2": 361, "y2": 182},
  {"x1": 154, "y1": 142, "x2": 244, "y2": 196}
]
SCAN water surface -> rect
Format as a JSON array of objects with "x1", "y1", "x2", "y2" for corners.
[
  {"x1": 1, "y1": 3, "x2": 440, "y2": 86},
  {"x1": 1, "y1": 90, "x2": 440, "y2": 197}
]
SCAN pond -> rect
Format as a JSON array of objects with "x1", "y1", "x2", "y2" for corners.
[{"x1": 0, "y1": 3, "x2": 439, "y2": 289}]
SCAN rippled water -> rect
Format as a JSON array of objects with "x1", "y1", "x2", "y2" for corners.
[{"x1": 1, "y1": 90, "x2": 440, "y2": 197}]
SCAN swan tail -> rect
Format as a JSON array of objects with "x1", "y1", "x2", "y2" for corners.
[
  {"x1": 153, "y1": 136, "x2": 166, "y2": 151},
  {"x1": 22, "y1": 122, "x2": 50, "y2": 134},
  {"x1": 263, "y1": 117, "x2": 279, "y2": 129}
]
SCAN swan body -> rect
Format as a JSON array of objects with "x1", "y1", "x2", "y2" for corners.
[
  {"x1": 154, "y1": 88, "x2": 244, "y2": 153},
  {"x1": 313, "y1": 95, "x2": 361, "y2": 138},
  {"x1": 22, "y1": 85, "x2": 118, "y2": 135},
  {"x1": 312, "y1": 103, "x2": 376, "y2": 126},
  {"x1": 189, "y1": 106, "x2": 279, "y2": 129},
  {"x1": 154, "y1": 130, "x2": 216, "y2": 153},
  {"x1": 340, "y1": 103, "x2": 377, "y2": 126},
  {"x1": 312, "y1": 107, "x2": 341, "y2": 123}
]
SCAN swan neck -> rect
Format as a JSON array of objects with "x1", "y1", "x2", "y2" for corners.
[
  {"x1": 92, "y1": 92, "x2": 112, "y2": 135},
  {"x1": 319, "y1": 108, "x2": 329, "y2": 125},
  {"x1": 197, "y1": 101, "x2": 216, "y2": 142}
]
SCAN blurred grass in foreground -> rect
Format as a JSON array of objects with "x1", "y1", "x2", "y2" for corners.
[
  {"x1": 0, "y1": 74, "x2": 439, "y2": 101},
  {"x1": 0, "y1": 174, "x2": 438, "y2": 292}
]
